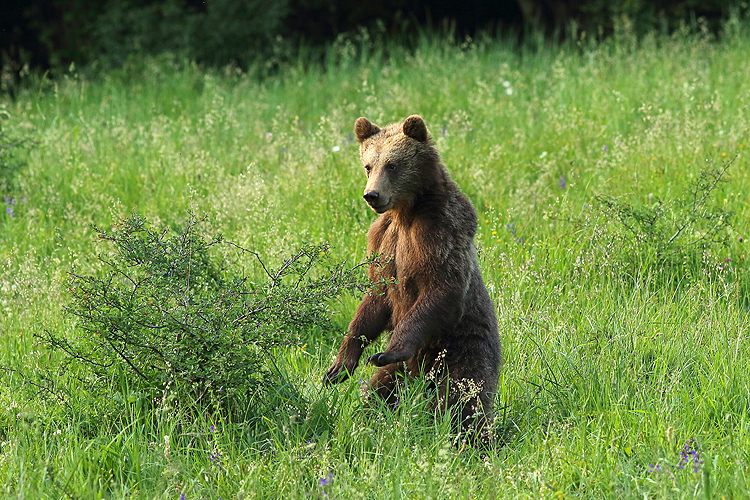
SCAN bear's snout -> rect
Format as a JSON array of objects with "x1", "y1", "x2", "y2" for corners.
[
  {"x1": 363, "y1": 190, "x2": 391, "y2": 212},
  {"x1": 363, "y1": 190, "x2": 380, "y2": 204}
]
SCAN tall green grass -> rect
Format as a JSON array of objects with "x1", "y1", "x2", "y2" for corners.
[{"x1": 1, "y1": 18, "x2": 750, "y2": 499}]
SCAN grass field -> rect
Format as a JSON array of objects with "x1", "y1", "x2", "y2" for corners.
[{"x1": 1, "y1": 18, "x2": 750, "y2": 499}]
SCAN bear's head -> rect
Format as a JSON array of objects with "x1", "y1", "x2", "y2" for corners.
[{"x1": 354, "y1": 115, "x2": 440, "y2": 214}]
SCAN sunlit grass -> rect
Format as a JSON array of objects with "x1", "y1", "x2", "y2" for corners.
[{"x1": 1, "y1": 18, "x2": 750, "y2": 499}]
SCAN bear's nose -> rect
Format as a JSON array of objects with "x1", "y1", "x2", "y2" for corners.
[{"x1": 363, "y1": 191, "x2": 380, "y2": 204}]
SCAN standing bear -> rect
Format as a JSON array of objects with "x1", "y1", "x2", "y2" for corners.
[{"x1": 323, "y1": 115, "x2": 502, "y2": 440}]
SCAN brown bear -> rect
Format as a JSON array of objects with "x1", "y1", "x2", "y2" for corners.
[{"x1": 323, "y1": 115, "x2": 502, "y2": 442}]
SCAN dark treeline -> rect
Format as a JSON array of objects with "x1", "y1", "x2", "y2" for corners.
[{"x1": 0, "y1": 0, "x2": 741, "y2": 79}]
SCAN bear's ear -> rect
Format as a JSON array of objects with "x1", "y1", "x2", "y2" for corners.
[
  {"x1": 402, "y1": 115, "x2": 428, "y2": 142},
  {"x1": 355, "y1": 117, "x2": 380, "y2": 143}
]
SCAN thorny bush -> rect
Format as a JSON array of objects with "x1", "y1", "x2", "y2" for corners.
[
  {"x1": 40, "y1": 211, "x2": 372, "y2": 416},
  {"x1": 555, "y1": 158, "x2": 738, "y2": 285}
]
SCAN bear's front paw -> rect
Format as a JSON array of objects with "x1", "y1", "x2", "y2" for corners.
[
  {"x1": 322, "y1": 364, "x2": 351, "y2": 386},
  {"x1": 367, "y1": 351, "x2": 408, "y2": 366}
]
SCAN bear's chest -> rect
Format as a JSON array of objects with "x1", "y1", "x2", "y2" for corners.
[{"x1": 375, "y1": 222, "x2": 431, "y2": 304}]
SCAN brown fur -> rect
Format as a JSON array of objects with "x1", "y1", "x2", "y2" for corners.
[{"x1": 323, "y1": 115, "x2": 502, "y2": 442}]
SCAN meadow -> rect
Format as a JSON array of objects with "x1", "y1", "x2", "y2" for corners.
[{"x1": 1, "y1": 18, "x2": 750, "y2": 499}]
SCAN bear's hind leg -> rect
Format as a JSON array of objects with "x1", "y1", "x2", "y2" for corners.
[
  {"x1": 366, "y1": 363, "x2": 404, "y2": 409},
  {"x1": 437, "y1": 377, "x2": 495, "y2": 446}
]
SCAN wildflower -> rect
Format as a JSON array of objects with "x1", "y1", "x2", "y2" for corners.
[
  {"x1": 559, "y1": 176, "x2": 566, "y2": 189},
  {"x1": 180, "y1": 494, "x2": 185, "y2": 500},
  {"x1": 505, "y1": 223, "x2": 516, "y2": 237},
  {"x1": 506, "y1": 87, "x2": 513, "y2": 95},
  {"x1": 210, "y1": 425, "x2": 215, "y2": 432},
  {"x1": 647, "y1": 464, "x2": 662, "y2": 472},
  {"x1": 20, "y1": 197, "x2": 25, "y2": 203},
  {"x1": 332, "y1": 145, "x2": 340, "y2": 152},
  {"x1": 6, "y1": 207, "x2": 12, "y2": 217},
  {"x1": 648, "y1": 193, "x2": 653, "y2": 203},
  {"x1": 603, "y1": 144, "x2": 608, "y2": 152},
  {"x1": 11, "y1": 199, "x2": 16, "y2": 205},
  {"x1": 739, "y1": 236, "x2": 743, "y2": 243},
  {"x1": 677, "y1": 439, "x2": 703, "y2": 472},
  {"x1": 320, "y1": 471, "x2": 333, "y2": 487},
  {"x1": 442, "y1": 125, "x2": 447, "y2": 137},
  {"x1": 208, "y1": 450, "x2": 222, "y2": 465}
]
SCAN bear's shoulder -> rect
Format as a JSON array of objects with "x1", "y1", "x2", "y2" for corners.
[{"x1": 417, "y1": 181, "x2": 476, "y2": 236}]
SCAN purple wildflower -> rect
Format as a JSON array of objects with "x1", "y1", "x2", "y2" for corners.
[
  {"x1": 4, "y1": 198, "x2": 8, "y2": 204},
  {"x1": 647, "y1": 464, "x2": 662, "y2": 472},
  {"x1": 320, "y1": 471, "x2": 333, "y2": 487},
  {"x1": 6, "y1": 207, "x2": 12, "y2": 217},
  {"x1": 559, "y1": 176, "x2": 566, "y2": 189},
  {"x1": 210, "y1": 425, "x2": 215, "y2": 432},
  {"x1": 11, "y1": 199, "x2": 15, "y2": 205},
  {"x1": 505, "y1": 222, "x2": 516, "y2": 237},
  {"x1": 180, "y1": 494, "x2": 185, "y2": 500},
  {"x1": 677, "y1": 439, "x2": 703, "y2": 472},
  {"x1": 603, "y1": 144, "x2": 608, "y2": 152},
  {"x1": 20, "y1": 197, "x2": 25, "y2": 203},
  {"x1": 208, "y1": 450, "x2": 222, "y2": 465},
  {"x1": 442, "y1": 125, "x2": 447, "y2": 137},
  {"x1": 740, "y1": 236, "x2": 744, "y2": 243}
]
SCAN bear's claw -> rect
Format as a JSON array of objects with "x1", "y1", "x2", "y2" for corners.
[
  {"x1": 367, "y1": 352, "x2": 390, "y2": 367},
  {"x1": 322, "y1": 365, "x2": 350, "y2": 386},
  {"x1": 368, "y1": 351, "x2": 412, "y2": 366}
]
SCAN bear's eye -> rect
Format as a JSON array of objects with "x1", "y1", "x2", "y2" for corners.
[
  {"x1": 386, "y1": 163, "x2": 397, "y2": 171},
  {"x1": 364, "y1": 164, "x2": 372, "y2": 175}
]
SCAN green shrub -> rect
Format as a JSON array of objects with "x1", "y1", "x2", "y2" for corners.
[
  {"x1": 40, "y1": 211, "x2": 369, "y2": 417},
  {"x1": 559, "y1": 158, "x2": 736, "y2": 285}
]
